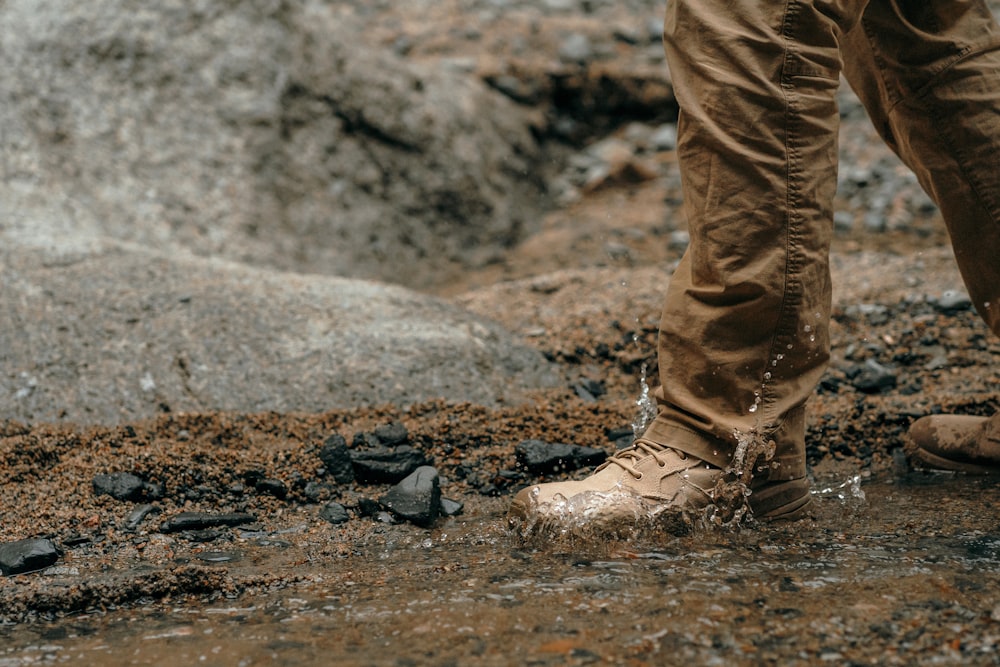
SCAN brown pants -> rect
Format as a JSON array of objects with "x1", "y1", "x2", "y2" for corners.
[{"x1": 648, "y1": 0, "x2": 1000, "y2": 480}]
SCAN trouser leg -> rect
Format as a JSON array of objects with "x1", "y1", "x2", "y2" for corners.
[
  {"x1": 650, "y1": 0, "x2": 868, "y2": 481},
  {"x1": 842, "y1": 0, "x2": 1000, "y2": 337}
]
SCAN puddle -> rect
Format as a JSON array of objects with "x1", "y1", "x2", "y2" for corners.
[{"x1": 2, "y1": 475, "x2": 1000, "y2": 665}]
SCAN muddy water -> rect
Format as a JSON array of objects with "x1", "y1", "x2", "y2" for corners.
[{"x1": 3, "y1": 473, "x2": 1000, "y2": 666}]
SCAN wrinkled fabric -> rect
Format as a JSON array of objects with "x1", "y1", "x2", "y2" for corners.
[{"x1": 650, "y1": 0, "x2": 1000, "y2": 481}]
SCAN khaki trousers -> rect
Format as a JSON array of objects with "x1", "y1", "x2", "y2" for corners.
[{"x1": 649, "y1": 0, "x2": 1000, "y2": 481}]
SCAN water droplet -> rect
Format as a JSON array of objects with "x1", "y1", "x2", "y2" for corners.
[
  {"x1": 803, "y1": 324, "x2": 812, "y2": 333},
  {"x1": 763, "y1": 372, "x2": 772, "y2": 381},
  {"x1": 748, "y1": 403, "x2": 758, "y2": 413}
]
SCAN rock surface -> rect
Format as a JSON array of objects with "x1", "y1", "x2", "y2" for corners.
[
  {"x1": 0, "y1": 242, "x2": 558, "y2": 424},
  {"x1": 0, "y1": 539, "x2": 61, "y2": 576},
  {"x1": 0, "y1": 0, "x2": 551, "y2": 290},
  {"x1": 379, "y1": 466, "x2": 442, "y2": 527}
]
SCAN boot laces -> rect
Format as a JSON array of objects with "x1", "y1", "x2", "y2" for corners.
[{"x1": 602, "y1": 438, "x2": 687, "y2": 480}]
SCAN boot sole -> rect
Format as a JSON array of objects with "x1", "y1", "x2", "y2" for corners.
[
  {"x1": 910, "y1": 447, "x2": 1000, "y2": 475},
  {"x1": 748, "y1": 478, "x2": 814, "y2": 522}
]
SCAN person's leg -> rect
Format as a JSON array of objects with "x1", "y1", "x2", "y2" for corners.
[
  {"x1": 650, "y1": 0, "x2": 867, "y2": 483},
  {"x1": 510, "y1": 0, "x2": 867, "y2": 529},
  {"x1": 839, "y1": 0, "x2": 1000, "y2": 471}
]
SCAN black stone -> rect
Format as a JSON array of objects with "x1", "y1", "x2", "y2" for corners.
[
  {"x1": 303, "y1": 481, "x2": 330, "y2": 502},
  {"x1": 933, "y1": 289, "x2": 972, "y2": 314},
  {"x1": 356, "y1": 497, "x2": 382, "y2": 517},
  {"x1": 124, "y1": 504, "x2": 162, "y2": 531},
  {"x1": 184, "y1": 528, "x2": 222, "y2": 542},
  {"x1": 318, "y1": 434, "x2": 355, "y2": 484},
  {"x1": 350, "y1": 445, "x2": 429, "y2": 484},
  {"x1": 373, "y1": 422, "x2": 409, "y2": 446},
  {"x1": 515, "y1": 439, "x2": 607, "y2": 474},
  {"x1": 159, "y1": 512, "x2": 256, "y2": 533},
  {"x1": 255, "y1": 478, "x2": 288, "y2": 499},
  {"x1": 0, "y1": 538, "x2": 61, "y2": 576},
  {"x1": 319, "y1": 502, "x2": 350, "y2": 525},
  {"x1": 440, "y1": 497, "x2": 464, "y2": 517},
  {"x1": 851, "y1": 359, "x2": 898, "y2": 393},
  {"x1": 379, "y1": 466, "x2": 441, "y2": 527},
  {"x1": 93, "y1": 472, "x2": 157, "y2": 502}
]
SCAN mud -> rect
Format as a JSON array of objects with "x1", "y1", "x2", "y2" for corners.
[{"x1": 3, "y1": 473, "x2": 1000, "y2": 665}]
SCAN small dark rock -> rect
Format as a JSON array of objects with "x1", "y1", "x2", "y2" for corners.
[
  {"x1": 351, "y1": 445, "x2": 430, "y2": 484},
  {"x1": 93, "y1": 472, "x2": 158, "y2": 502},
  {"x1": 124, "y1": 504, "x2": 162, "y2": 532},
  {"x1": 851, "y1": 359, "x2": 898, "y2": 393},
  {"x1": 319, "y1": 434, "x2": 355, "y2": 484},
  {"x1": 374, "y1": 422, "x2": 409, "y2": 446},
  {"x1": 159, "y1": 512, "x2": 256, "y2": 533},
  {"x1": 933, "y1": 289, "x2": 972, "y2": 314},
  {"x1": 61, "y1": 533, "x2": 92, "y2": 548},
  {"x1": 184, "y1": 528, "x2": 222, "y2": 543},
  {"x1": 356, "y1": 497, "x2": 382, "y2": 518},
  {"x1": 303, "y1": 481, "x2": 331, "y2": 502},
  {"x1": 319, "y1": 502, "x2": 350, "y2": 525},
  {"x1": 379, "y1": 466, "x2": 441, "y2": 527},
  {"x1": 440, "y1": 497, "x2": 464, "y2": 517},
  {"x1": 352, "y1": 432, "x2": 382, "y2": 449},
  {"x1": 515, "y1": 439, "x2": 607, "y2": 474},
  {"x1": 254, "y1": 478, "x2": 288, "y2": 499},
  {"x1": 0, "y1": 538, "x2": 61, "y2": 576}
]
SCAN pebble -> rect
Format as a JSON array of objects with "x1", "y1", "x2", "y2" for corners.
[
  {"x1": 559, "y1": 33, "x2": 593, "y2": 63},
  {"x1": 373, "y1": 422, "x2": 409, "y2": 446},
  {"x1": 379, "y1": 466, "x2": 442, "y2": 527},
  {"x1": 440, "y1": 497, "x2": 464, "y2": 517},
  {"x1": 350, "y1": 445, "x2": 430, "y2": 484},
  {"x1": 318, "y1": 434, "x2": 355, "y2": 484},
  {"x1": 515, "y1": 439, "x2": 607, "y2": 474},
  {"x1": 0, "y1": 538, "x2": 61, "y2": 576},
  {"x1": 933, "y1": 290, "x2": 972, "y2": 314},
  {"x1": 93, "y1": 472, "x2": 161, "y2": 502},
  {"x1": 254, "y1": 478, "x2": 288, "y2": 499},
  {"x1": 319, "y1": 502, "x2": 350, "y2": 525},
  {"x1": 159, "y1": 512, "x2": 256, "y2": 534},
  {"x1": 851, "y1": 359, "x2": 898, "y2": 393},
  {"x1": 124, "y1": 504, "x2": 162, "y2": 531}
]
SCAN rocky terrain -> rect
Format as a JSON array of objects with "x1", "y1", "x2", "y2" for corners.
[{"x1": 1, "y1": 1, "x2": 999, "y2": 657}]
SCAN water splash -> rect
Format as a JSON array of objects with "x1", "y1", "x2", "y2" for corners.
[
  {"x1": 632, "y1": 363, "x2": 658, "y2": 439},
  {"x1": 813, "y1": 474, "x2": 866, "y2": 502}
]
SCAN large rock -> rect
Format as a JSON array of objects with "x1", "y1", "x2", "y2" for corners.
[
  {"x1": 0, "y1": 242, "x2": 558, "y2": 424},
  {"x1": 0, "y1": 0, "x2": 550, "y2": 291}
]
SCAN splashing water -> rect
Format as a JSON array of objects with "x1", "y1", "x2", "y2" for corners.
[
  {"x1": 814, "y1": 474, "x2": 866, "y2": 502},
  {"x1": 632, "y1": 364, "x2": 658, "y2": 439}
]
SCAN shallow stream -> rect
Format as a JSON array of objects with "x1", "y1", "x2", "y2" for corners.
[{"x1": 3, "y1": 473, "x2": 1000, "y2": 666}]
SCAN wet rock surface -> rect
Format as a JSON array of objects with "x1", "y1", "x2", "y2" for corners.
[
  {"x1": 379, "y1": 466, "x2": 443, "y2": 527},
  {"x1": 515, "y1": 439, "x2": 608, "y2": 474},
  {"x1": 0, "y1": 539, "x2": 61, "y2": 577}
]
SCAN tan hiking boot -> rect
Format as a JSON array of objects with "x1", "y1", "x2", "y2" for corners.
[
  {"x1": 507, "y1": 438, "x2": 812, "y2": 535},
  {"x1": 908, "y1": 412, "x2": 1000, "y2": 474}
]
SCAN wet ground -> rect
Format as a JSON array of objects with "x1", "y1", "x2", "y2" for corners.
[{"x1": 3, "y1": 471, "x2": 1000, "y2": 666}]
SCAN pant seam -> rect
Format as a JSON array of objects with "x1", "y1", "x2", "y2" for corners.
[{"x1": 763, "y1": 0, "x2": 806, "y2": 433}]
